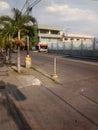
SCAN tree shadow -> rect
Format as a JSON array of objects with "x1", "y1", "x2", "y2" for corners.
[
  {"x1": 0, "y1": 80, "x2": 5, "y2": 89},
  {"x1": 0, "y1": 55, "x2": 9, "y2": 76},
  {"x1": 0, "y1": 80, "x2": 26, "y2": 101},
  {"x1": 0, "y1": 80, "x2": 33, "y2": 130},
  {"x1": 6, "y1": 83, "x2": 26, "y2": 101},
  {"x1": 0, "y1": 81, "x2": 5, "y2": 101},
  {"x1": 0, "y1": 53, "x2": 6, "y2": 65},
  {"x1": 0, "y1": 58, "x2": 4, "y2": 67},
  {"x1": 4, "y1": 95, "x2": 33, "y2": 130}
]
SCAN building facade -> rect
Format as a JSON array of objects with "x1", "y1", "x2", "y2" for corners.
[
  {"x1": 37, "y1": 24, "x2": 63, "y2": 51},
  {"x1": 36, "y1": 24, "x2": 98, "y2": 58},
  {"x1": 37, "y1": 24, "x2": 94, "y2": 50}
]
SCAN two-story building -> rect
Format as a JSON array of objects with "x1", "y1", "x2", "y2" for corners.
[
  {"x1": 36, "y1": 24, "x2": 95, "y2": 53},
  {"x1": 36, "y1": 24, "x2": 63, "y2": 51}
]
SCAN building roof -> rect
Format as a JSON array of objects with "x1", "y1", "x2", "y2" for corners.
[
  {"x1": 38, "y1": 24, "x2": 63, "y2": 31},
  {"x1": 65, "y1": 34, "x2": 94, "y2": 39}
]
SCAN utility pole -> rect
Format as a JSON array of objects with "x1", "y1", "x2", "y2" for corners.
[
  {"x1": 26, "y1": 0, "x2": 30, "y2": 55},
  {"x1": 25, "y1": 0, "x2": 31, "y2": 68},
  {"x1": 26, "y1": 0, "x2": 29, "y2": 15},
  {"x1": 25, "y1": 0, "x2": 42, "y2": 68},
  {"x1": 25, "y1": 0, "x2": 42, "y2": 15},
  {"x1": 26, "y1": 0, "x2": 28, "y2": 10}
]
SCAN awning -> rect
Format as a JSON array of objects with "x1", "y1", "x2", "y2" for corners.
[{"x1": 38, "y1": 42, "x2": 48, "y2": 46}]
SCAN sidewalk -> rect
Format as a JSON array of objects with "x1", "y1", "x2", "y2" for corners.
[
  {"x1": 0, "y1": 58, "x2": 61, "y2": 130},
  {"x1": 0, "y1": 56, "x2": 42, "y2": 130}
]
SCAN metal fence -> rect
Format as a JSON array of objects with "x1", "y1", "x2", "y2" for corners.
[{"x1": 48, "y1": 38, "x2": 98, "y2": 58}]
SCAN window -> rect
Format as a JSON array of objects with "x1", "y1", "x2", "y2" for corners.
[
  {"x1": 40, "y1": 29, "x2": 49, "y2": 34},
  {"x1": 51, "y1": 30, "x2": 60, "y2": 35}
]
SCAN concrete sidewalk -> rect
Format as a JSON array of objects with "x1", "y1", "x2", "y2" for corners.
[
  {"x1": 0, "y1": 59, "x2": 61, "y2": 130},
  {"x1": 0, "y1": 57, "x2": 43, "y2": 130}
]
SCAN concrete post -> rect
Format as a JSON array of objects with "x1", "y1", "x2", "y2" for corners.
[
  {"x1": 17, "y1": 30, "x2": 21, "y2": 73},
  {"x1": 25, "y1": 35, "x2": 31, "y2": 68},
  {"x1": 51, "y1": 57, "x2": 58, "y2": 78}
]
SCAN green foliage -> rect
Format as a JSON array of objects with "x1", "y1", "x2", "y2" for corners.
[
  {"x1": 28, "y1": 24, "x2": 38, "y2": 47},
  {"x1": 0, "y1": 8, "x2": 38, "y2": 49}
]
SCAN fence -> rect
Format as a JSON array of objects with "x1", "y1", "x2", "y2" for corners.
[{"x1": 48, "y1": 38, "x2": 98, "y2": 58}]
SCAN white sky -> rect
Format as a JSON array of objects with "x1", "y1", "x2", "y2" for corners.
[{"x1": 1, "y1": 0, "x2": 98, "y2": 37}]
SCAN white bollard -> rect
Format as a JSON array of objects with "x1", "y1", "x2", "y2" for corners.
[{"x1": 51, "y1": 57, "x2": 58, "y2": 78}]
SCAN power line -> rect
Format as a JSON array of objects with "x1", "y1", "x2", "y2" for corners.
[
  {"x1": 29, "y1": 0, "x2": 42, "y2": 8},
  {"x1": 24, "y1": 0, "x2": 42, "y2": 15},
  {"x1": 21, "y1": 2, "x2": 27, "y2": 12}
]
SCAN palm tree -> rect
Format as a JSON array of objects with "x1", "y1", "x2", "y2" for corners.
[
  {"x1": 0, "y1": 18, "x2": 15, "y2": 62},
  {"x1": 0, "y1": 8, "x2": 38, "y2": 72}
]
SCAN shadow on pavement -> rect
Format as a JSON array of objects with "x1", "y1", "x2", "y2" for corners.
[
  {"x1": 4, "y1": 94, "x2": 33, "y2": 130},
  {"x1": 6, "y1": 83, "x2": 26, "y2": 101},
  {"x1": 0, "y1": 80, "x2": 33, "y2": 130},
  {"x1": 0, "y1": 80, "x2": 26, "y2": 101}
]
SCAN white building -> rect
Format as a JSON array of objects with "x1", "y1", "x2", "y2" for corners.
[{"x1": 37, "y1": 24, "x2": 63, "y2": 51}]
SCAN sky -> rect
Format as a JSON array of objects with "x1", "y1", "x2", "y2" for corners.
[{"x1": 1, "y1": 0, "x2": 98, "y2": 37}]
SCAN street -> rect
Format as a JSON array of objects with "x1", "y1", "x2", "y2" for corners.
[{"x1": 30, "y1": 52, "x2": 98, "y2": 83}]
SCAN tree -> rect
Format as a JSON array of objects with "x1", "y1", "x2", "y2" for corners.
[
  {"x1": 0, "y1": 8, "x2": 38, "y2": 72},
  {"x1": 0, "y1": 18, "x2": 15, "y2": 61}
]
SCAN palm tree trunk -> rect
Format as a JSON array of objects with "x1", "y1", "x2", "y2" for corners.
[
  {"x1": 17, "y1": 30, "x2": 21, "y2": 73},
  {"x1": 9, "y1": 35, "x2": 12, "y2": 64}
]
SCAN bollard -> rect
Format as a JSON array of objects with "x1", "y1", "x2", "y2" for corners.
[
  {"x1": 51, "y1": 57, "x2": 58, "y2": 78},
  {"x1": 25, "y1": 55, "x2": 31, "y2": 68}
]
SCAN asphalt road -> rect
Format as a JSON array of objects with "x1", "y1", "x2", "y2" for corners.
[
  {"x1": 30, "y1": 52, "x2": 98, "y2": 83},
  {"x1": 11, "y1": 51, "x2": 98, "y2": 130}
]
